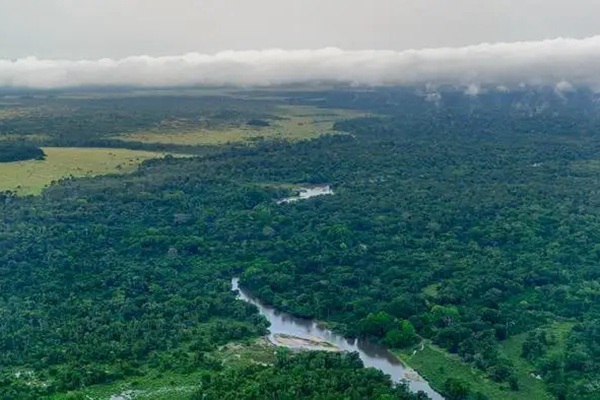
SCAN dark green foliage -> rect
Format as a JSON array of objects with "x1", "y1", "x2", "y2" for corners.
[
  {"x1": 443, "y1": 378, "x2": 470, "y2": 400},
  {"x1": 539, "y1": 319, "x2": 600, "y2": 399},
  {"x1": 3, "y1": 86, "x2": 600, "y2": 398},
  {"x1": 247, "y1": 118, "x2": 271, "y2": 127},
  {"x1": 190, "y1": 351, "x2": 426, "y2": 400},
  {"x1": 521, "y1": 330, "x2": 548, "y2": 361},
  {"x1": 234, "y1": 88, "x2": 600, "y2": 397},
  {"x1": 383, "y1": 321, "x2": 418, "y2": 348},
  {"x1": 0, "y1": 142, "x2": 45, "y2": 162}
]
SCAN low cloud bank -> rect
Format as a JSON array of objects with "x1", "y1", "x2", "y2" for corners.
[{"x1": 2, "y1": 36, "x2": 600, "y2": 89}]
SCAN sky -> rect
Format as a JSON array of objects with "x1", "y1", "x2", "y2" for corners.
[
  {"x1": 1, "y1": 0, "x2": 600, "y2": 89},
  {"x1": 2, "y1": 0, "x2": 600, "y2": 59}
]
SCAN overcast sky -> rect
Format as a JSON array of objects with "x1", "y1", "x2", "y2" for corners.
[
  {"x1": 2, "y1": 0, "x2": 600, "y2": 89},
  {"x1": 2, "y1": 0, "x2": 600, "y2": 59}
]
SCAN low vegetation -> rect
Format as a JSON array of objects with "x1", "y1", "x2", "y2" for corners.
[
  {"x1": 0, "y1": 147, "x2": 171, "y2": 195},
  {"x1": 117, "y1": 105, "x2": 364, "y2": 145}
]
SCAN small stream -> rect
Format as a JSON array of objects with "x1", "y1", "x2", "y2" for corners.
[{"x1": 232, "y1": 278, "x2": 443, "y2": 399}]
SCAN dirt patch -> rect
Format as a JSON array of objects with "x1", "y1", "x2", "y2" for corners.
[{"x1": 271, "y1": 334, "x2": 341, "y2": 352}]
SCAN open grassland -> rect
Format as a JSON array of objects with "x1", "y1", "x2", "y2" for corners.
[
  {"x1": 117, "y1": 105, "x2": 366, "y2": 145},
  {"x1": 49, "y1": 370, "x2": 205, "y2": 400},
  {"x1": 0, "y1": 108, "x2": 30, "y2": 120},
  {"x1": 396, "y1": 322, "x2": 575, "y2": 400},
  {"x1": 0, "y1": 147, "x2": 172, "y2": 195},
  {"x1": 499, "y1": 321, "x2": 575, "y2": 385},
  {"x1": 500, "y1": 321, "x2": 575, "y2": 361},
  {"x1": 396, "y1": 341, "x2": 553, "y2": 400}
]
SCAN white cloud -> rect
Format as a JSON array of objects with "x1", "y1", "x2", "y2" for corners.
[
  {"x1": 464, "y1": 84, "x2": 481, "y2": 96},
  {"x1": 2, "y1": 36, "x2": 600, "y2": 89},
  {"x1": 555, "y1": 80, "x2": 575, "y2": 92}
]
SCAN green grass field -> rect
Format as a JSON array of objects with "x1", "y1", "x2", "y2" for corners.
[
  {"x1": 117, "y1": 105, "x2": 366, "y2": 145},
  {"x1": 50, "y1": 370, "x2": 205, "y2": 400},
  {"x1": 396, "y1": 321, "x2": 576, "y2": 400},
  {"x1": 0, "y1": 147, "x2": 172, "y2": 195},
  {"x1": 396, "y1": 343, "x2": 552, "y2": 400},
  {"x1": 0, "y1": 108, "x2": 28, "y2": 120}
]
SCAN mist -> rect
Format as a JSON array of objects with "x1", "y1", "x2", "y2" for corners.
[{"x1": 2, "y1": 36, "x2": 600, "y2": 90}]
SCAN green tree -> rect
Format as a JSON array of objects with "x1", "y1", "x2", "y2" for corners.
[{"x1": 443, "y1": 377, "x2": 470, "y2": 400}]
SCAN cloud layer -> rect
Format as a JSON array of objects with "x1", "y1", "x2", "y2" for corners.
[{"x1": 2, "y1": 36, "x2": 600, "y2": 90}]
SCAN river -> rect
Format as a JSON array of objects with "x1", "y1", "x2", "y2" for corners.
[
  {"x1": 276, "y1": 185, "x2": 334, "y2": 204},
  {"x1": 232, "y1": 278, "x2": 443, "y2": 399}
]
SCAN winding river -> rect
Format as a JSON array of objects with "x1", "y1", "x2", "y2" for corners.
[{"x1": 232, "y1": 278, "x2": 443, "y2": 399}]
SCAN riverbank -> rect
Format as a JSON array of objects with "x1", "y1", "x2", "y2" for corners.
[
  {"x1": 271, "y1": 333, "x2": 341, "y2": 351},
  {"x1": 232, "y1": 277, "x2": 443, "y2": 399},
  {"x1": 394, "y1": 341, "x2": 553, "y2": 400}
]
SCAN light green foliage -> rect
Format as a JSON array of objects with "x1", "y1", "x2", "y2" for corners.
[
  {"x1": 117, "y1": 105, "x2": 364, "y2": 145},
  {"x1": 0, "y1": 147, "x2": 172, "y2": 195}
]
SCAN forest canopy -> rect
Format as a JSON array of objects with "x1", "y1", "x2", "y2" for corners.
[
  {"x1": 1, "y1": 86, "x2": 600, "y2": 399},
  {"x1": 0, "y1": 142, "x2": 45, "y2": 162}
]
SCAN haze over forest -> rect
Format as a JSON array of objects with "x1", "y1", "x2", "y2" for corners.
[{"x1": 2, "y1": 36, "x2": 600, "y2": 90}]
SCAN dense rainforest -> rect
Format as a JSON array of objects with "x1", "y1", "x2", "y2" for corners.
[
  {"x1": 190, "y1": 351, "x2": 429, "y2": 400},
  {"x1": 2, "y1": 86, "x2": 600, "y2": 399}
]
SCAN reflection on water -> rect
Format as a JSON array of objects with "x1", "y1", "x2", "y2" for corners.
[{"x1": 232, "y1": 278, "x2": 443, "y2": 399}]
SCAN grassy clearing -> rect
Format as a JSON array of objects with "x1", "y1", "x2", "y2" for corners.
[
  {"x1": 0, "y1": 147, "x2": 172, "y2": 195},
  {"x1": 50, "y1": 370, "x2": 205, "y2": 400},
  {"x1": 0, "y1": 108, "x2": 30, "y2": 120},
  {"x1": 216, "y1": 337, "x2": 278, "y2": 367},
  {"x1": 500, "y1": 321, "x2": 574, "y2": 360},
  {"x1": 569, "y1": 159, "x2": 600, "y2": 176},
  {"x1": 397, "y1": 322, "x2": 575, "y2": 400},
  {"x1": 500, "y1": 320, "x2": 575, "y2": 373},
  {"x1": 117, "y1": 105, "x2": 366, "y2": 145},
  {"x1": 396, "y1": 342, "x2": 553, "y2": 400}
]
